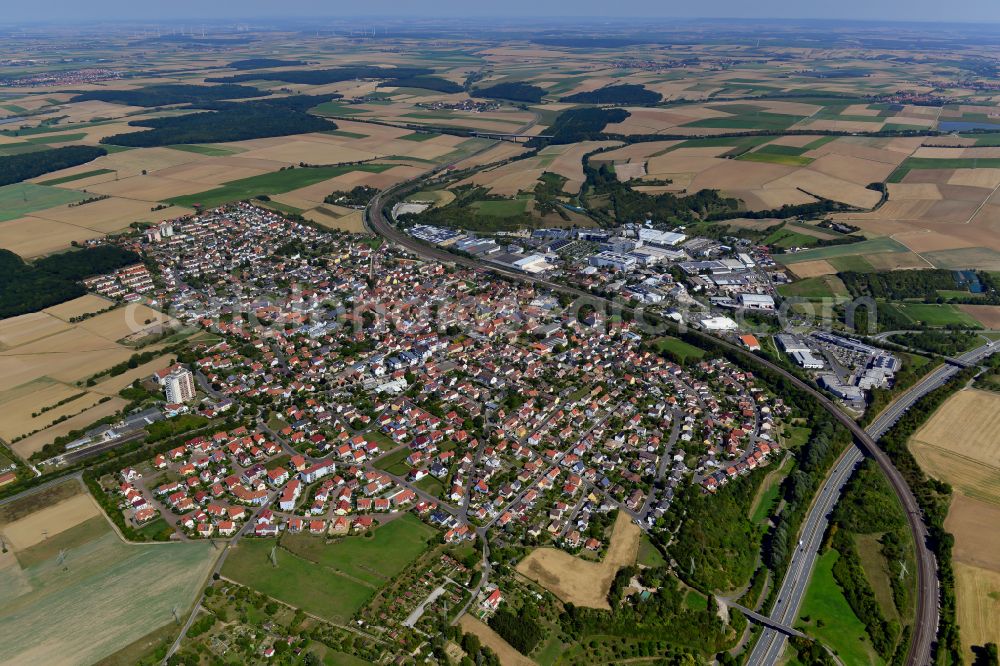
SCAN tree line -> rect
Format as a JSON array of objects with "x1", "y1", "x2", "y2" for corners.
[
  {"x1": 0, "y1": 246, "x2": 139, "y2": 319},
  {"x1": 0, "y1": 145, "x2": 107, "y2": 187},
  {"x1": 71, "y1": 83, "x2": 268, "y2": 107},
  {"x1": 471, "y1": 82, "x2": 546, "y2": 104},
  {"x1": 584, "y1": 161, "x2": 739, "y2": 224},
  {"x1": 561, "y1": 83, "x2": 662, "y2": 105},
  {"x1": 207, "y1": 66, "x2": 433, "y2": 85},
  {"x1": 101, "y1": 95, "x2": 338, "y2": 147}
]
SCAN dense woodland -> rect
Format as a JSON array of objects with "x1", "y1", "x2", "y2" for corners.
[
  {"x1": 101, "y1": 95, "x2": 337, "y2": 147},
  {"x1": 560, "y1": 566, "x2": 737, "y2": 657},
  {"x1": 0, "y1": 145, "x2": 107, "y2": 186},
  {"x1": 842, "y1": 269, "x2": 962, "y2": 300},
  {"x1": 830, "y1": 459, "x2": 910, "y2": 660},
  {"x1": 0, "y1": 246, "x2": 140, "y2": 319},
  {"x1": 471, "y1": 82, "x2": 546, "y2": 104},
  {"x1": 541, "y1": 107, "x2": 630, "y2": 145},
  {"x1": 324, "y1": 185, "x2": 378, "y2": 207},
  {"x1": 71, "y1": 83, "x2": 268, "y2": 106},
  {"x1": 383, "y1": 75, "x2": 463, "y2": 93},
  {"x1": 207, "y1": 66, "x2": 433, "y2": 85},
  {"x1": 227, "y1": 58, "x2": 306, "y2": 69},
  {"x1": 706, "y1": 197, "x2": 853, "y2": 222},
  {"x1": 584, "y1": 161, "x2": 739, "y2": 224},
  {"x1": 561, "y1": 84, "x2": 662, "y2": 105},
  {"x1": 662, "y1": 473, "x2": 763, "y2": 592},
  {"x1": 889, "y1": 329, "x2": 979, "y2": 356}
]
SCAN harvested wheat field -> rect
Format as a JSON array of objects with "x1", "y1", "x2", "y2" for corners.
[
  {"x1": 0, "y1": 387, "x2": 108, "y2": 443},
  {"x1": 0, "y1": 312, "x2": 70, "y2": 350},
  {"x1": 954, "y1": 562, "x2": 1000, "y2": 664},
  {"x1": 911, "y1": 389, "x2": 1000, "y2": 467},
  {"x1": 0, "y1": 494, "x2": 100, "y2": 551},
  {"x1": 458, "y1": 616, "x2": 536, "y2": 666},
  {"x1": 787, "y1": 260, "x2": 838, "y2": 278},
  {"x1": 946, "y1": 494, "x2": 1000, "y2": 571},
  {"x1": 76, "y1": 304, "x2": 175, "y2": 342},
  {"x1": 0, "y1": 484, "x2": 216, "y2": 666},
  {"x1": 11, "y1": 397, "x2": 128, "y2": 458},
  {"x1": 30, "y1": 197, "x2": 191, "y2": 235},
  {"x1": 909, "y1": 389, "x2": 1000, "y2": 505},
  {"x1": 0, "y1": 217, "x2": 105, "y2": 258},
  {"x1": 957, "y1": 305, "x2": 1000, "y2": 328},
  {"x1": 516, "y1": 512, "x2": 640, "y2": 609},
  {"x1": 43, "y1": 294, "x2": 116, "y2": 322}
]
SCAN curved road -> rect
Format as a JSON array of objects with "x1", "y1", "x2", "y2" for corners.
[
  {"x1": 749, "y1": 342, "x2": 993, "y2": 665},
  {"x1": 362, "y1": 175, "x2": 999, "y2": 666}
]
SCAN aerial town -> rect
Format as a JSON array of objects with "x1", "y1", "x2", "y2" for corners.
[{"x1": 3, "y1": 9, "x2": 1000, "y2": 666}]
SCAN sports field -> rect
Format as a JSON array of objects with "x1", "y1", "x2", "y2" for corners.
[{"x1": 0, "y1": 487, "x2": 216, "y2": 666}]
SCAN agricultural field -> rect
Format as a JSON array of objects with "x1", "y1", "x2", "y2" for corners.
[
  {"x1": 0, "y1": 481, "x2": 217, "y2": 666},
  {"x1": 516, "y1": 511, "x2": 640, "y2": 609},
  {"x1": 222, "y1": 514, "x2": 436, "y2": 623},
  {"x1": 909, "y1": 389, "x2": 1000, "y2": 661},
  {"x1": 0, "y1": 296, "x2": 175, "y2": 456}
]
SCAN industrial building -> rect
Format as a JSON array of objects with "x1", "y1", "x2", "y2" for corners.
[{"x1": 589, "y1": 251, "x2": 638, "y2": 272}]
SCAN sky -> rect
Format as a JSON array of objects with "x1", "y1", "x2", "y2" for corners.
[{"x1": 5, "y1": 0, "x2": 1000, "y2": 23}]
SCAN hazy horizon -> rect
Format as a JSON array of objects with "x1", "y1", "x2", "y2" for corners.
[{"x1": 4, "y1": 0, "x2": 1000, "y2": 24}]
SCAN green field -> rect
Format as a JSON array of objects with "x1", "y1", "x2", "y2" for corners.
[
  {"x1": 797, "y1": 549, "x2": 885, "y2": 666},
  {"x1": 765, "y1": 228, "x2": 823, "y2": 249},
  {"x1": 654, "y1": 336, "x2": 706, "y2": 362},
  {"x1": 374, "y1": 447, "x2": 412, "y2": 476},
  {"x1": 399, "y1": 132, "x2": 440, "y2": 142},
  {"x1": 777, "y1": 275, "x2": 849, "y2": 299},
  {"x1": 222, "y1": 539, "x2": 374, "y2": 623},
  {"x1": 775, "y1": 237, "x2": 907, "y2": 265},
  {"x1": 961, "y1": 133, "x2": 1000, "y2": 147},
  {"x1": 738, "y1": 151, "x2": 814, "y2": 167},
  {"x1": 471, "y1": 198, "x2": 530, "y2": 217},
  {"x1": 37, "y1": 168, "x2": 116, "y2": 186},
  {"x1": 165, "y1": 163, "x2": 393, "y2": 209},
  {"x1": 883, "y1": 302, "x2": 981, "y2": 327},
  {"x1": 637, "y1": 536, "x2": 668, "y2": 568},
  {"x1": 281, "y1": 514, "x2": 436, "y2": 585},
  {"x1": 0, "y1": 511, "x2": 215, "y2": 666},
  {"x1": 684, "y1": 112, "x2": 805, "y2": 131},
  {"x1": 0, "y1": 182, "x2": 88, "y2": 222},
  {"x1": 889, "y1": 156, "x2": 1000, "y2": 183},
  {"x1": 224, "y1": 514, "x2": 436, "y2": 622},
  {"x1": 673, "y1": 135, "x2": 775, "y2": 155},
  {"x1": 309, "y1": 101, "x2": 369, "y2": 117},
  {"x1": 749, "y1": 456, "x2": 792, "y2": 525},
  {"x1": 323, "y1": 130, "x2": 369, "y2": 139},
  {"x1": 828, "y1": 254, "x2": 876, "y2": 272},
  {"x1": 167, "y1": 143, "x2": 244, "y2": 157}
]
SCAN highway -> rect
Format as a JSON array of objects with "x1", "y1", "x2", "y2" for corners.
[
  {"x1": 362, "y1": 175, "x2": 999, "y2": 666},
  {"x1": 746, "y1": 342, "x2": 994, "y2": 665}
]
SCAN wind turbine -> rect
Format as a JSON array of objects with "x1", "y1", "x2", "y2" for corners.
[{"x1": 269, "y1": 545, "x2": 278, "y2": 567}]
